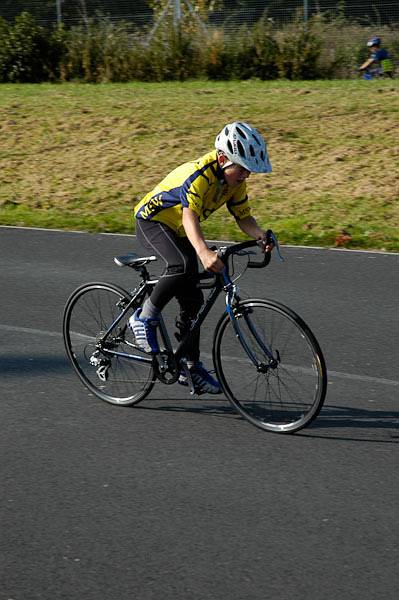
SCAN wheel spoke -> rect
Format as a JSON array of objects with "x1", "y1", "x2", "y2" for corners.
[
  {"x1": 63, "y1": 284, "x2": 154, "y2": 405},
  {"x1": 214, "y1": 299, "x2": 327, "y2": 433}
]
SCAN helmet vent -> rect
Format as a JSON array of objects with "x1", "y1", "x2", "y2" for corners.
[
  {"x1": 236, "y1": 125, "x2": 247, "y2": 138},
  {"x1": 237, "y1": 139, "x2": 246, "y2": 157},
  {"x1": 249, "y1": 145, "x2": 255, "y2": 156},
  {"x1": 227, "y1": 140, "x2": 234, "y2": 154}
]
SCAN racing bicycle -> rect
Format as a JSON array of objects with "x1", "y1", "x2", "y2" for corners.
[{"x1": 63, "y1": 233, "x2": 327, "y2": 434}]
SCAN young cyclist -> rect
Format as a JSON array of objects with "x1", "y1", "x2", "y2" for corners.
[
  {"x1": 359, "y1": 36, "x2": 394, "y2": 78},
  {"x1": 130, "y1": 121, "x2": 273, "y2": 394}
]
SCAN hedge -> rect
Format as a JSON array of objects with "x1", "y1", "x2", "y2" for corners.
[{"x1": 0, "y1": 11, "x2": 397, "y2": 82}]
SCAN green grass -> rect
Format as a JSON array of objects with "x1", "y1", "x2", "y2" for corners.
[{"x1": 0, "y1": 80, "x2": 398, "y2": 250}]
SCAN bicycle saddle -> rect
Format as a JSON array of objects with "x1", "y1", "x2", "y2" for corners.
[{"x1": 114, "y1": 253, "x2": 157, "y2": 269}]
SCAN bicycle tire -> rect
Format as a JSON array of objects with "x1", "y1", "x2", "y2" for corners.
[
  {"x1": 63, "y1": 282, "x2": 155, "y2": 406},
  {"x1": 213, "y1": 298, "x2": 327, "y2": 433}
]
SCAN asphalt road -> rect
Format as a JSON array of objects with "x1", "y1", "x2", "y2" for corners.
[{"x1": 1, "y1": 226, "x2": 398, "y2": 600}]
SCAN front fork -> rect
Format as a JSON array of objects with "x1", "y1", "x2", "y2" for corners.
[{"x1": 223, "y1": 277, "x2": 279, "y2": 373}]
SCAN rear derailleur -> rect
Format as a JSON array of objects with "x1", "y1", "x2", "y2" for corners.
[{"x1": 90, "y1": 350, "x2": 111, "y2": 382}]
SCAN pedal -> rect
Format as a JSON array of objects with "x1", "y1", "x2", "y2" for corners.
[{"x1": 156, "y1": 353, "x2": 169, "y2": 374}]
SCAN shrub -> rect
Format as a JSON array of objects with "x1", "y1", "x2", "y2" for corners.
[
  {"x1": 251, "y1": 17, "x2": 279, "y2": 80},
  {"x1": 205, "y1": 19, "x2": 279, "y2": 81},
  {"x1": 47, "y1": 24, "x2": 69, "y2": 81},
  {"x1": 2, "y1": 12, "x2": 50, "y2": 82},
  {"x1": 276, "y1": 18, "x2": 322, "y2": 80},
  {"x1": 98, "y1": 22, "x2": 136, "y2": 82},
  {"x1": 60, "y1": 20, "x2": 138, "y2": 83},
  {"x1": 0, "y1": 17, "x2": 11, "y2": 82},
  {"x1": 139, "y1": 19, "x2": 207, "y2": 81},
  {"x1": 61, "y1": 21, "x2": 109, "y2": 82},
  {"x1": 205, "y1": 29, "x2": 235, "y2": 80}
]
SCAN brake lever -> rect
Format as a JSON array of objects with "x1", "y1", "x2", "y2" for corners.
[{"x1": 266, "y1": 229, "x2": 284, "y2": 262}]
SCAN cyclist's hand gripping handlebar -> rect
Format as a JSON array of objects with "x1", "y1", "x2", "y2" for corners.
[
  {"x1": 196, "y1": 230, "x2": 283, "y2": 288},
  {"x1": 220, "y1": 230, "x2": 284, "y2": 268}
]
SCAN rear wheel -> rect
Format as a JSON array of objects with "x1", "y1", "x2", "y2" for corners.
[
  {"x1": 213, "y1": 298, "x2": 327, "y2": 433},
  {"x1": 63, "y1": 283, "x2": 154, "y2": 405}
]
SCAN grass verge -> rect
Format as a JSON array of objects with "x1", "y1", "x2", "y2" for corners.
[{"x1": 0, "y1": 80, "x2": 398, "y2": 250}]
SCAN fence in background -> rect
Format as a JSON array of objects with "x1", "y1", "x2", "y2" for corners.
[{"x1": 1, "y1": 1, "x2": 398, "y2": 29}]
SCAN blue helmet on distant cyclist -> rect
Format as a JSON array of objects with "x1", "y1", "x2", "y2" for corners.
[{"x1": 367, "y1": 36, "x2": 381, "y2": 47}]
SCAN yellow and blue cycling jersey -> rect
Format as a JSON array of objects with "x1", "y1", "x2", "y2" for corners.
[{"x1": 134, "y1": 150, "x2": 251, "y2": 237}]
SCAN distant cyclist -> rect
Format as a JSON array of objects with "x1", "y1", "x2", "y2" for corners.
[
  {"x1": 130, "y1": 122, "x2": 273, "y2": 394},
  {"x1": 359, "y1": 36, "x2": 394, "y2": 79}
]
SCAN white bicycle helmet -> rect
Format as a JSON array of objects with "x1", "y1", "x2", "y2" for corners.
[{"x1": 215, "y1": 121, "x2": 272, "y2": 173}]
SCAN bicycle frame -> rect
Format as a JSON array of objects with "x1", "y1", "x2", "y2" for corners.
[
  {"x1": 97, "y1": 261, "x2": 277, "y2": 381},
  {"x1": 96, "y1": 278, "x2": 152, "y2": 365},
  {"x1": 97, "y1": 272, "x2": 223, "y2": 367}
]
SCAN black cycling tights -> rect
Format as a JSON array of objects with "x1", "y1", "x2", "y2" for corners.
[{"x1": 136, "y1": 219, "x2": 204, "y2": 361}]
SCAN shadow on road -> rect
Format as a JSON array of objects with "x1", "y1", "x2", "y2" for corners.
[
  {"x1": 1, "y1": 355, "x2": 70, "y2": 376},
  {"x1": 3, "y1": 354, "x2": 397, "y2": 443},
  {"x1": 138, "y1": 399, "x2": 399, "y2": 442},
  {"x1": 303, "y1": 403, "x2": 399, "y2": 443},
  {"x1": 137, "y1": 397, "x2": 237, "y2": 418}
]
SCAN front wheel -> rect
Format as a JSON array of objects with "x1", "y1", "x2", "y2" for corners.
[
  {"x1": 63, "y1": 282, "x2": 155, "y2": 406},
  {"x1": 213, "y1": 299, "x2": 327, "y2": 433}
]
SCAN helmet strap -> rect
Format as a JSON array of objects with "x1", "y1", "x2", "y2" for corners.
[{"x1": 217, "y1": 151, "x2": 233, "y2": 170}]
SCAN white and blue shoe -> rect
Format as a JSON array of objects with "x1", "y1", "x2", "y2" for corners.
[
  {"x1": 129, "y1": 308, "x2": 159, "y2": 354},
  {"x1": 179, "y1": 362, "x2": 222, "y2": 395}
]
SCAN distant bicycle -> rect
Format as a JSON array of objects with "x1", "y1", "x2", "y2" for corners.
[{"x1": 63, "y1": 233, "x2": 327, "y2": 434}]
